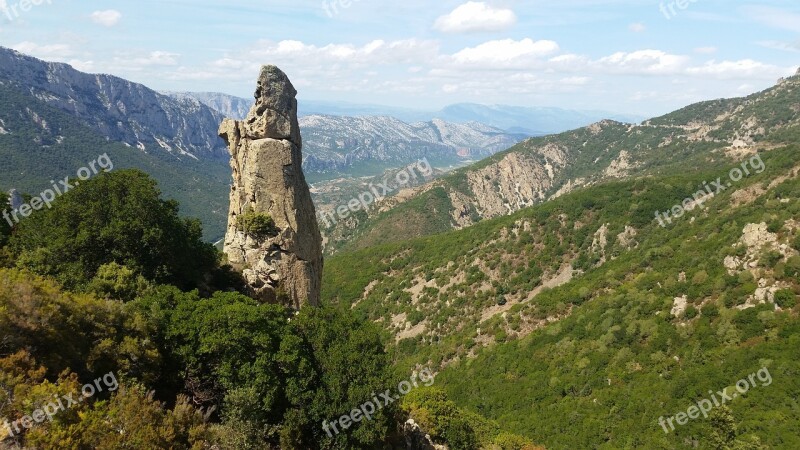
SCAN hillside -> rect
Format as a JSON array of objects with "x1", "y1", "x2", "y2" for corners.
[
  {"x1": 0, "y1": 47, "x2": 228, "y2": 160},
  {"x1": 324, "y1": 72, "x2": 800, "y2": 255},
  {"x1": 300, "y1": 115, "x2": 524, "y2": 179},
  {"x1": 323, "y1": 145, "x2": 800, "y2": 448},
  {"x1": 0, "y1": 82, "x2": 230, "y2": 240}
]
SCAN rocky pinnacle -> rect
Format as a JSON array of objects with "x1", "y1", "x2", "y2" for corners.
[{"x1": 219, "y1": 65, "x2": 323, "y2": 308}]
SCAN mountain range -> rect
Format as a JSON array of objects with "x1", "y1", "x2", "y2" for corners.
[
  {"x1": 321, "y1": 71, "x2": 800, "y2": 254},
  {"x1": 172, "y1": 91, "x2": 645, "y2": 136},
  {"x1": 322, "y1": 70, "x2": 800, "y2": 449}
]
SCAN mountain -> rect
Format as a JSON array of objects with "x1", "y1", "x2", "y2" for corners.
[
  {"x1": 323, "y1": 72, "x2": 800, "y2": 254},
  {"x1": 0, "y1": 81, "x2": 231, "y2": 240},
  {"x1": 162, "y1": 91, "x2": 253, "y2": 123},
  {"x1": 436, "y1": 103, "x2": 644, "y2": 135},
  {"x1": 172, "y1": 91, "x2": 645, "y2": 135},
  {"x1": 299, "y1": 115, "x2": 526, "y2": 178},
  {"x1": 323, "y1": 144, "x2": 800, "y2": 449},
  {"x1": 0, "y1": 48, "x2": 526, "y2": 243},
  {"x1": 0, "y1": 47, "x2": 228, "y2": 160}
]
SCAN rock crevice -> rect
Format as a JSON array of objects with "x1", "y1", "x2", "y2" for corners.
[{"x1": 219, "y1": 65, "x2": 323, "y2": 308}]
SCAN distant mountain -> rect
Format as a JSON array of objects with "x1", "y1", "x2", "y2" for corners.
[
  {"x1": 163, "y1": 91, "x2": 253, "y2": 123},
  {"x1": 299, "y1": 115, "x2": 525, "y2": 178},
  {"x1": 172, "y1": 92, "x2": 645, "y2": 135},
  {"x1": 323, "y1": 71, "x2": 800, "y2": 254},
  {"x1": 165, "y1": 91, "x2": 527, "y2": 178},
  {"x1": 0, "y1": 47, "x2": 228, "y2": 160},
  {"x1": 435, "y1": 103, "x2": 645, "y2": 135}
]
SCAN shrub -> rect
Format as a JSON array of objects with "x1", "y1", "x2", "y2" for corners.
[
  {"x1": 763, "y1": 251, "x2": 783, "y2": 268},
  {"x1": 774, "y1": 289, "x2": 797, "y2": 309},
  {"x1": 236, "y1": 209, "x2": 279, "y2": 238},
  {"x1": 701, "y1": 303, "x2": 720, "y2": 318}
]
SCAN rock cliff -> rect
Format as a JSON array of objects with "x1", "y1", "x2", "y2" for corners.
[
  {"x1": 0, "y1": 47, "x2": 228, "y2": 159},
  {"x1": 220, "y1": 66, "x2": 323, "y2": 308}
]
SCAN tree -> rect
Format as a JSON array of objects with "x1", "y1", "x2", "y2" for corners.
[
  {"x1": 774, "y1": 289, "x2": 797, "y2": 309},
  {"x1": 133, "y1": 289, "x2": 395, "y2": 449},
  {"x1": 10, "y1": 170, "x2": 218, "y2": 291}
]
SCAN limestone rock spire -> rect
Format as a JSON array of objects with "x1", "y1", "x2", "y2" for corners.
[{"x1": 219, "y1": 65, "x2": 323, "y2": 308}]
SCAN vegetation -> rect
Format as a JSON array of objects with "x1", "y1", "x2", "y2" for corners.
[
  {"x1": 9, "y1": 170, "x2": 218, "y2": 292},
  {"x1": 237, "y1": 209, "x2": 279, "y2": 238},
  {"x1": 0, "y1": 83, "x2": 230, "y2": 240},
  {"x1": 324, "y1": 145, "x2": 800, "y2": 449},
  {"x1": 0, "y1": 171, "x2": 404, "y2": 450}
]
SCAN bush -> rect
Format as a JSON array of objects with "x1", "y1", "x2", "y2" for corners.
[
  {"x1": 701, "y1": 303, "x2": 720, "y2": 318},
  {"x1": 87, "y1": 262, "x2": 151, "y2": 302},
  {"x1": 236, "y1": 209, "x2": 279, "y2": 238},
  {"x1": 493, "y1": 432, "x2": 545, "y2": 450},
  {"x1": 774, "y1": 289, "x2": 797, "y2": 309},
  {"x1": 0, "y1": 268, "x2": 161, "y2": 383},
  {"x1": 763, "y1": 251, "x2": 783, "y2": 268},
  {"x1": 685, "y1": 305, "x2": 699, "y2": 319},
  {"x1": 402, "y1": 389, "x2": 479, "y2": 450},
  {"x1": 133, "y1": 290, "x2": 395, "y2": 449}
]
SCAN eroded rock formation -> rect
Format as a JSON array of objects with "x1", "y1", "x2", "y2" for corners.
[{"x1": 219, "y1": 65, "x2": 323, "y2": 308}]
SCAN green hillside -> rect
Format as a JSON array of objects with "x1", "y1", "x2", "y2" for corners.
[
  {"x1": 325, "y1": 74, "x2": 800, "y2": 256},
  {"x1": 323, "y1": 145, "x2": 800, "y2": 448},
  {"x1": 0, "y1": 83, "x2": 230, "y2": 241}
]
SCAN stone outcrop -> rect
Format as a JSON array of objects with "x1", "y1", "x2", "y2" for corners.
[
  {"x1": 219, "y1": 65, "x2": 323, "y2": 308},
  {"x1": 402, "y1": 419, "x2": 448, "y2": 450}
]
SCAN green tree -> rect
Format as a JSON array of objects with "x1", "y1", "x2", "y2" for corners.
[
  {"x1": 774, "y1": 289, "x2": 797, "y2": 309},
  {"x1": 133, "y1": 289, "x2": 394, "y2": 449},
  {"x1": 10, "y1": 170, "x2": 217, "y2": 291}
]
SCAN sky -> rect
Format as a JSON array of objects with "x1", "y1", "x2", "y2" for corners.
[{"x1": 0, "y1": 0, "x2": 798, "y2": 117}]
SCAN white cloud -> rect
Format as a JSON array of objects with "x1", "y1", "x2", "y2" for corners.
[
  {"x1": 758, "y1": 40, "x2": 800, "y2": 53},
  {"x1": 90, "y1": 10, "x2": 122, "y2": 27},
  {"x1": 685, "y1": 60, "x2": 793, "y2": 79},
  {"x1": 451, "y1": 38, "x2": 559, "y2": 65},
  {"x1": 122, "y1": 51, "x2": 180, "y2": 67},
  {"x1": 629, "y1": 23, "x2": 646, "y2": 33},
  {"x1": 596, "y1": 50, "x2": 690, "y2": 75},
  {"x1": 434, "y1": 2, "x2": 517, "y2": 33}
]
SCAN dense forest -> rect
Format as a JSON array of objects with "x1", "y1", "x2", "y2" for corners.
[{"x1": 0, "y1": 169, "x2": 539, "y2": 449}]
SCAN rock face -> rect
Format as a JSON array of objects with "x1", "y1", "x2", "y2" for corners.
[
  {"x1": 402, "y1": 419, "x2": 448, "y2": 450},
  {"x1": 220, "y1": 66, "x2": 323, "y2": 308},
  {"x1": 0, "y1": 47, "x2": 228, "y2": 160}
]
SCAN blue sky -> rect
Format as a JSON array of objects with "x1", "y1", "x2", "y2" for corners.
[{"x1": 0, "y1": 0, "x2": 798, "y2": 117}]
